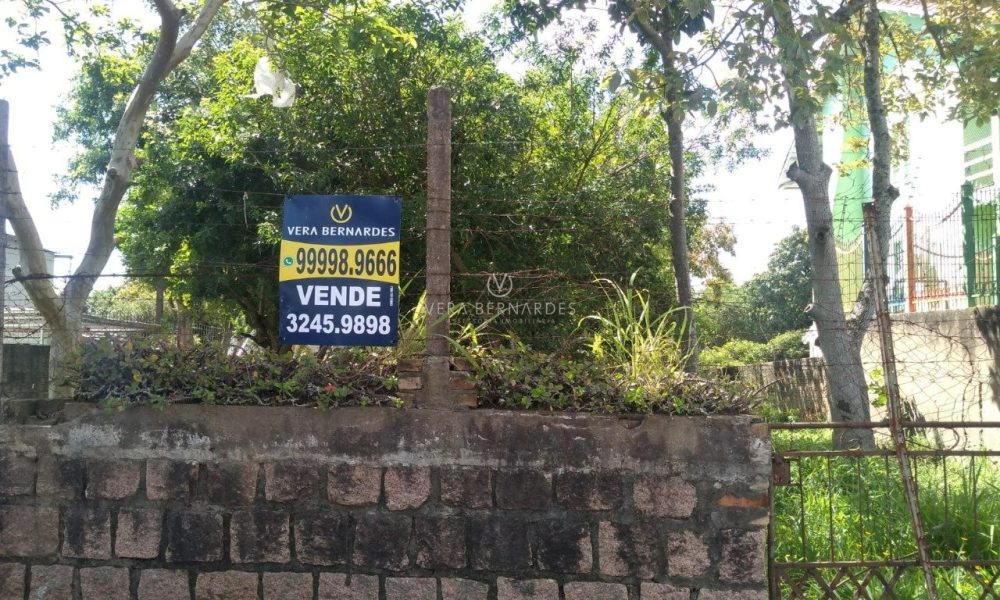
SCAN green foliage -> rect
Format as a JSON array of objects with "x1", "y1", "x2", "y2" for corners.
[
  {"x1": 69, "y1": 337, "x2": 398, "y2": 408},
  {"x1": 53, "y1": 1, "x2": 701, "y2": 349},
  {"x1": 701, "y1": 338, "x2": 770, "y2": 368},
  {"x1": 1, "y1": 1, "x2": 130, "y2": 79},
  {"x1": 932, "y1": 2, "x2": 1000, "y2": 124},
  {"x1": 70, "y1": 329, "x2": 750, "y2": 415},
  {"x1": 868, "y1": 366, "x2": 889, "y2": 409},
  {"x1": 472, "y1": 340, "x2": 750, "y2": 415},
  {"x1": 73, "y1": 273, "x2": 750, "y2": 416},
  {"x1": 697, "y1": 228, "x2": 812, "y2": 349},
  {"x1": 697, "y1": 227, "x2": 812, "y2": 371},
  {"x1": 580, "y1": 272, "x2": 687, "y2": 391},
  {"x1": 767, "y1": 329, "x2": 811, "y2": 360},
  {"x1": 85, "y1": 280, "x2": 241, "y2": 335},
  {"x1": 772, "y1": 430, "x2": 1000, "y2": 598},
  {"x1": 701, "y1": 329, "x2": 808, "y2": 369},
  {"x1": 741, "y1": 227, "x2": 813, "y2": 338}
]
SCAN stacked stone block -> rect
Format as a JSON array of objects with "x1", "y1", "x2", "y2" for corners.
[
  {"x1": 0, "y1": 407, "x2": 768, "y2": 599},
  {"x1": 396, "y1": 357, "x2": 477, "y2": 407}
]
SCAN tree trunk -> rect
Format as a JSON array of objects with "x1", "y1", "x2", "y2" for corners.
[
  {"x1": 853, "y1": 0, "x2": 900, "y2": 341},
  {"x1": 0, "y1": 1, "x2": 224, "y2": 399},
  {"x1": 773, "y1": 0, "x2": 875, "y2": 449},
  {"x1": 663, "y1": 39, "x2": 698, "y2": 372},
  {"x1": 626, "y1": 7, "x2": 699, "y2": 372},
  {"x1": 48, "y1": 307, "x2": 82, "y2": 399}
]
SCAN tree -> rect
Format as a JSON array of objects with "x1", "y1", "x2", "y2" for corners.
[
  {"x1": 743, "y1": 228, "x2": 813, "y2": 341},
  {"x1": 715, "y1": 0, "x2": 990, "y2": 445},
  {"x1": 503, "y1": 0, "x2": 722, "y2": 371},
  {"x1": 696, "y1": 227, "x2": 811, "y2": 350},
  {"x1": 917, "y1": 1, "x2": 999, "y2": 125},
  {"x1": 57, "y1": 2, "x2": 714, "y2": 350},
  {"x1": 1, "y1": 0, "x2": 225, "y2": 397},
  {"x1": 715, "y1": 0, "x2": 879, "y2": 447}
]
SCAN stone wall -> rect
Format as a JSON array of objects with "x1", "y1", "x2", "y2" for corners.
[{"x1": 0, "y1": 405, "x2": 769, "y2": 599}]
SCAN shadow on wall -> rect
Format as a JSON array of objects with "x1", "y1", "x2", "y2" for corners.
[{"x1": 974, "y1": 306, "x2": 1000, "y2": 411}]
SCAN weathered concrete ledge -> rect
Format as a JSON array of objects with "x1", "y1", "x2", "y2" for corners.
[{"x1": 0, "y1": 405, "x2": 769, "y2": 600}]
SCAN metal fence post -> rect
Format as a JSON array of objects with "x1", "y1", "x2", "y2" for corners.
[
  {"x1": 864, "y1": 203, "x2": 938, "y2": 599},
  {"x1": 961, "y1": 182, "x2": 977, "y2": 307},
  {"x1": 0, "y1": 100, "x2": 9, "y2": 401},
  {"x1": 904, "y1": 205, "x2": 916, "y2": 312}
]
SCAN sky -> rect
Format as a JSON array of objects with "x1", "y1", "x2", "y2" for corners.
[{"x1": 0, "y1": 0, "x2": 966, "y2": 292}]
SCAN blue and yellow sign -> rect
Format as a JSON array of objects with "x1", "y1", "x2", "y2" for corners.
[{"x1": 279, "y1": 195, "x2": 401, "y2": 346}]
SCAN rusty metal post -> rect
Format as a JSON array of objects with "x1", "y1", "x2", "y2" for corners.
[
  {"x1": 422, "y1": 87, "x2": 452, "y2": 407},
  {"x1": 864, "y1": 203, "x2": 938, "y2": 599},
  {"x1": 904, "y1": 205, "x2": 916, "y2": 313}
]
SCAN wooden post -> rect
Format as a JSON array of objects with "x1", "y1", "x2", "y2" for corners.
[
  {"x1": 904, "y1": 205, "x2": 916, "y2": 313},
  {"x1": 154, "y1": 281, "x2": 164, "y2": 324},
  {"x1": 422, "y1": 87, "x2": 452, "y2": 407}
]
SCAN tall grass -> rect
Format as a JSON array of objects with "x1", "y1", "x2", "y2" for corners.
[
  {"x1": 580, "y1": 272, "x2": 688, "y2": 391},
  {"x1": 772, "y1": 430, "x2": 1000, "y2": 598},
  {"x1": 395, "y1": 289, "x2": 493, "y2": 365}
]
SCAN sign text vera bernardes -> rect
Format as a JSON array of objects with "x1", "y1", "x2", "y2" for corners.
[{"x1": 279, "y1": 195, "x2": 401, "y2": 346}]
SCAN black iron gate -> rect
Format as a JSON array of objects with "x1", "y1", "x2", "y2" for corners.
[{"x1": 769, "y1": 421, "x2": 1000, "y2": 599}]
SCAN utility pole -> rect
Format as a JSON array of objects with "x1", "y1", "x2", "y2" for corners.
[
  {"x1": 0, "y1": 100, "x2": 10, "y2": 400},
  {"x1": 422, "y1": 87, "x2": 452, "y2": 407}
]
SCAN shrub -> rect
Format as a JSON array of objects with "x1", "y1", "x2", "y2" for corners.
[
  {"x1": 68, "y1": 337, "x2": 399, "y2": 409},
  {"x1": 701, "y1": 338, "x2": 771, "y2": 368},
  {"x1": 579, "y1": 273, "x2": 687, "y2": 391},
  {"x1": 701, "y1": 329, "x2": 808, "y2": 368},
  {"x1": 766, "y1": 329, "x2": 809, "y2": 360},
  {"x1": 472, "y1": 340, "x2": 751, "y2": 415}
]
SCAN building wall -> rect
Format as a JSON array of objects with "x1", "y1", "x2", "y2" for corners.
[
  {"x1": 2, "y1": 235, "x2": 57, "y2": 346},
  {"x1": 964, "y1": 116, "x2": 999, "y2": 188}
]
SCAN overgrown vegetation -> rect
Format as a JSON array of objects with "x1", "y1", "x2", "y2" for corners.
[
  {"x1": 701, "y1": 329, "x2": 810, "y2": 369},
  {"x1": 773, "y1": 430, "x2": 1000, "y2": 598},
  {"x1": 69, "y1": 338, "x2": 400, "y2": 410},
  {"x1": 71, "y1": 275, "x2": 752, "y2": 415},
  {"x1": 697, "y1": 228, "x2": 812, "y2": 369}
]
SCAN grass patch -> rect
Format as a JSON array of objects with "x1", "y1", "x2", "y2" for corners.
[{"x1": 773, "y1": 429, "x2": 1000, "y2": 598}]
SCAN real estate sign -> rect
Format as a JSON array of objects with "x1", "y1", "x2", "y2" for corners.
[{"x1": 278, "y1": 195, "x2": 401, "y2": 346}]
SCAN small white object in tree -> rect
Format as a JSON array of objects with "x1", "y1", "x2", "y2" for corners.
[{"x1": 245, "y1": 56, "x2": 296, "y2": 108}]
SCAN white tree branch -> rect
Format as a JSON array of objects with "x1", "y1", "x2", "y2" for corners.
[
  {"x1": 0, "y1": 101, "x2": 65, "y2": 326},
  {"x1": 66, "y1": 0, "x2": 225, "y2": 311},
  {"x1": 168, "y1": 0, "x2": 227, "y2": 71}
]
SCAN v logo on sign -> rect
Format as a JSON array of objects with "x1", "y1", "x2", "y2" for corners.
[{"x1": 330, "y1": 204, "x2": 353, "y2": 224}]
